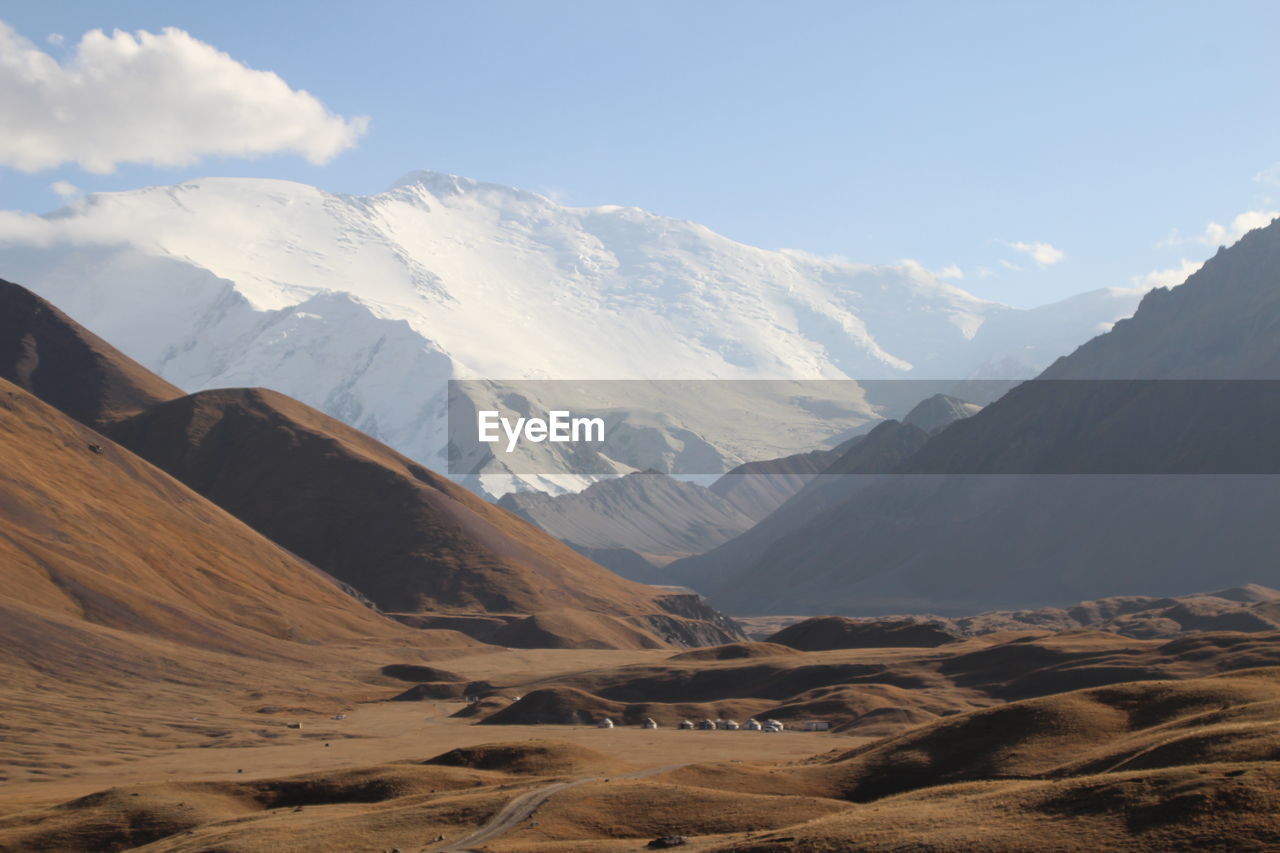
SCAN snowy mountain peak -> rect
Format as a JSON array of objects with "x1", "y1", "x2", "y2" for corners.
[
  {"x1": 387, "y1": 169, "x2": 550, "y2": 206},
  {"x1": 0, "y1": 169, "x2": 1147, "y2": 491}
]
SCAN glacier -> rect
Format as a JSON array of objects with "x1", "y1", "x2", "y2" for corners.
[{"x1": 0, "y1": 171, "x2": 1146, "y2": 494}]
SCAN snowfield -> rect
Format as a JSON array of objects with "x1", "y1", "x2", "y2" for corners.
[{"x1": 0, "y1": 171, "x2": 1145, "y2": 493}]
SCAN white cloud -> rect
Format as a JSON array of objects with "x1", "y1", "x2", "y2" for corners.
[
  {"x1": 1202, "y1": 210, "x2": 1278, "y2": 246},
  {"x1": 1254, "y1": 163, "x2": 1280, "y2": 186},
  {"x1": 0, "y1": 20, "x2": 368, "y2": 173},
  {"x1": 998, "y1": 258, "x2": 1023, "y2": 272},
  {"x1": 50, "y1": 180, "x2": 80, "y2": 198},
  {"x1": 46, "y1": 32, "x2": 63, "y2": 46},
  {"x1": 0, "y1": 207, "x2": 162, "y2": 246},
  {"x1": 1002, "y1": 240, "x2": 1065, "y2": 267},
  {"x1": 898, "y1": 258, "x2": 965, "y2": 280},
  {"x1": 1131, "y1": 258, "x2": 1203, "y2": 290}
]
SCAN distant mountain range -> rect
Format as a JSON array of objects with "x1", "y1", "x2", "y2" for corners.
[
  {"x1": 503, "y1": 394, "x2": 981, "y2": 582},
  {"x1": 0, "y1": 171, "x2": 1143, "y2": 492},
  {"x1": 676, "y1": 217, "x2": 1280, "y2": 615},
  {"x1": 762, "y1": 584, "x2": 1280, "y2": 648}
]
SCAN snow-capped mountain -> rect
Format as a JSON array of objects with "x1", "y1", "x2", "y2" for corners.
[{"x1": 0, "y1": 171, "x2": 1144, "y2": 493}]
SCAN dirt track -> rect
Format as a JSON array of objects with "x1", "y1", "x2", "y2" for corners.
[{"x1": 434, "y1": 764, "x2": 688, "y2": 852}]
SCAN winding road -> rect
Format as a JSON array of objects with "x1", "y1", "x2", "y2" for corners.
[{"x1": 430, "y1": 764, "x2": 687, "y2": 852}]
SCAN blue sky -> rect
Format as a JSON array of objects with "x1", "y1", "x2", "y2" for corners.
[{"x1": 1, "y1": 0, "x2": 1279, "y2": 306}]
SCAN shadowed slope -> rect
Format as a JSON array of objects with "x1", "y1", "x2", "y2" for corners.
[
  {"x1": 499, "y1": 471, "x2": 757, "y2": 564},
  {"x1": 0, "y1": 278, "x2": 182, "y2": 426},
  {"x1": 688, "y1": 219, "x2": 1280, "y2": 614},
  {"x1": 102, "y1": 388, "x2": 707, "y2": 632},
  {"x1": 672, "y1": 419, "x2": 929, "y2": 596}
]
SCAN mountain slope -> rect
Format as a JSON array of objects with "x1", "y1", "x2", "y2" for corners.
[
  {"x1": 0, "y1": 377, "x2": 407, "y2": 655},
  {"x1": 671, "y1": 418, "x2": 933, "y2": 594},
  {"x1": 0, "y1": 173, "x2": 1143, "y2": 489},
  {"x1": 702, "y1": 217, "x2": 1280, "y2": 614},
  {"x1": 901, "y1": 392, "x2": 984, "y2": 434},
  {"x1": 0, "y1": 278, "x2": 182, "y2": 425},
  {"x1": 707, "y1": 444, "x2": 846, "y2": 519},
  {"x1": 103, "y1": 388, "x2": 698, "y2": 624},
  {"x1": 499, "y1": 471, "x2": 759, "y2": 574}
]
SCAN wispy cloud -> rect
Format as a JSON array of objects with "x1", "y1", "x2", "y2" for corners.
[
  {"x1": 1159, "y1": 209, "x2": 1279, "y2": 249},
  {"x1": 1001, "y1": 240, "x2": 1065, "y2": 267},
  {"x1": 1202, "y1": 210, "x2": 1278, "y2": 246},
  {"x1": 1131, "y1": 258, "x2": 1203, "y2": 290},
  {"x1": 1254, "y1": 163, "x2": 1280, "y2": 187},
  {"x1": 0, "y1": 20, "x2": 368, "y2": 173},
  {"x1": 898, "y1": 259, "x2": 966, "y2": 281}
]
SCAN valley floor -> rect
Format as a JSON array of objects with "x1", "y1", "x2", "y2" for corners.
[{"x1": 6, "y1": 639, "x2": 1280, "y2": 852}]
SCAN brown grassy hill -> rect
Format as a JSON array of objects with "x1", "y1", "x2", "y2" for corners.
[
  {"x1": 99, "y1": 387, "x2": 734, "y2": 649},
  {"x1": 0, "y1": 278, "x2": 736, "y2": 650},
  {"x1": 694, "y1": 669, "x2": 1280, "y2": 851},
  {"x1": 0, "y1": 278, "x2": 182, "y2": 426},
  {"x1": 0, "y1": 754, "x2": 846, "y2": 853},
  {"x1": 478, "y1": 685, "x2": 776, "y2": 727},
  {"x1": 950, "y1": 584, "x2": 1280, "y2": 638},
  {"x1": 0, "y1": 378, "x2": 406, "y2": 652},
  {"x1": 668, "y1": 642, "x2": 803, "y2": 661},
  {"x1": 506, "y1": 780, "x2": 846, "y2": 847},
  {"x1": 0, "y1": 376, "x2": 481, "y2": 790},
  {"x1": 0, "y1": 762, "x2": 512, "y2": 853},
  {"x1": 794, "y1": 670, "x2": 1280, "y2": 802},
  {"x1": 424, "y1": 740, "x2": 629, "y2": 776},
  {"x1": 712, "y1": 763, "x2": 1280, "y2": 852},
  {"x1": 769, "y1": 616, "x2": 960, "y2": 650},
  {"x1": 475, "y1": 630, "x2": 1280, "y2": 737},
  {"x1": 102, "y1": 387, "x2": 657, "y2": 616}
]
